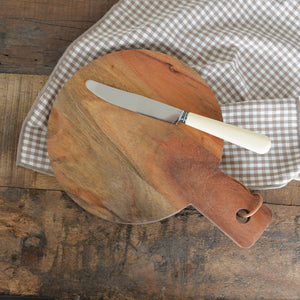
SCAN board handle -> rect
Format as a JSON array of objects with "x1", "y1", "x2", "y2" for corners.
[
  {"x1": 190, "y1": 171, "x2": 272, "y2": 248},
  {"x1": 185, "y1": 112, "x2": 271, "y2": 154}
]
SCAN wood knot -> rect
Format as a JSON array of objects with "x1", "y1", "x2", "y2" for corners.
[
  {"x1": 168, "y1": 64, "x2": 178, "y2": 73},
  {"x1": 22, "y1": 233, "x2": 46, "y2": 261}
]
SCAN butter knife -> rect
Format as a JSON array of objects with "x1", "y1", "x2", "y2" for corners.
[{"x1": 86, "y1": 80, "x2": 271, "y2": 154}]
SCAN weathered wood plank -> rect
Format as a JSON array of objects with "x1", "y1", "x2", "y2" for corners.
[
  {"x1": 255, "y1": 180, "x2": 300, "y2": 206},
  {"x1": 0, "y1": 187, "x2": 300, "y2": 299},
  {"x1": 0, "y1": 0, "x2": 119, "y2": 75},
  {"x1": 0, "y1": 73, "x2": 61, "y2": 189}
]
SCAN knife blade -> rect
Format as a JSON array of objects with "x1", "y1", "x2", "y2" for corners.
[{"x1": 85, "y1": 80, "x2": 271, "y2": 154}]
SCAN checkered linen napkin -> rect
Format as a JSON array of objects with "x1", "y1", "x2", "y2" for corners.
[{"x1": 17, "y1": 0, "x2": 300, "y2": 189}]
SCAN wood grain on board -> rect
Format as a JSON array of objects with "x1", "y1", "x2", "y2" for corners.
[{"x1": 47, "y1": 49, "x2": 272, "y2": 248}]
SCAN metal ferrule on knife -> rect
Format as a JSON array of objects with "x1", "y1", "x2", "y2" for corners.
[{"x1": 178, "y1": 111, "x2": 188, "y2": 124}]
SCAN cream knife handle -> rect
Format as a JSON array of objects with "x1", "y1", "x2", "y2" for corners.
[{"x1": 185, "y1": 112, "x2": 271, "y2": 154}]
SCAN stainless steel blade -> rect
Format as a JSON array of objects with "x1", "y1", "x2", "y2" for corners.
[{"x1": 85, "y1": 80, "x2": 184, "y2": 124}]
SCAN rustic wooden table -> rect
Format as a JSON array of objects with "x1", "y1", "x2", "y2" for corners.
[{"x1": 1, "y1": 1, "x2": 300, "y2": 299}]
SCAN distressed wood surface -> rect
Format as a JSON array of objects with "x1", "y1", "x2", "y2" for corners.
[
  {"x1": 1, "y1": 187, "x2": 300, "y2": 299},
  {"x1": 0, "y1": 74, "x2": 61, "y2": 190},
  {"x1": 0, "y1": 0, "x2": 119, "y2": 75}
]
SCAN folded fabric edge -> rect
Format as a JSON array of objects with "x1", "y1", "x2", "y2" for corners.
[
  {"x1": 220, "y1": 96, "x2": 300, "y2": 190},
  {"x1": 247, "y1": 181, "x2": 295, "y2": 191},
  {"x1": 297, "y1": 96, "x2": 300, "y2": 146},
  {"x1": 16, "y1": 161, "x2": 55, "y2": 177},
  {"x1": 15, "y1": 0, "x2": 124, "y2": 172}
]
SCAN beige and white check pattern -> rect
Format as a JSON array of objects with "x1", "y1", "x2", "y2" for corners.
[{"x1": 17, "y1": 0, "x2": 300, "y2": 189}]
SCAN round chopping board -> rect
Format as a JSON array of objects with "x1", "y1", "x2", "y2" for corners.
[{"x1": 47, "y1": 49, "x2": 272, "y2": 248}]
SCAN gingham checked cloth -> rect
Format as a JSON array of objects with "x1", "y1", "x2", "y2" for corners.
[{"x1": 17, "y1": 0, "x2": 300, "y2": 189}]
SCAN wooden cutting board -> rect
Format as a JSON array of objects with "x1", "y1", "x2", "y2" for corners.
[{"x1": 47, "y1": 49, "x2": 272, "y2": 248}]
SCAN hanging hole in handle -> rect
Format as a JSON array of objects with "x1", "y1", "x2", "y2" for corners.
[{"x1": 236, "y1": 209, "x2": 251, "y2": 224}]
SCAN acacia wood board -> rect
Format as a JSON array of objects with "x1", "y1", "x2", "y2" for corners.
[{"x1": 47, "y1": 49, "x2": 272, "y2": 248}]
